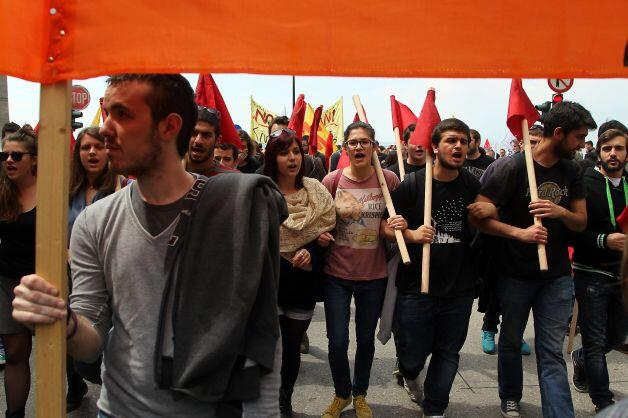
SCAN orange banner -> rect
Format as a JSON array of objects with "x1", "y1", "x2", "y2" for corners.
[{"x1": 0, "y1": 1, "x2": 626, "y2": 83}]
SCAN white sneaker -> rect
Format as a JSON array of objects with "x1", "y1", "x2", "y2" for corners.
[{"x1": 404, "y1": 377, "x2": 423, "y2": 404}]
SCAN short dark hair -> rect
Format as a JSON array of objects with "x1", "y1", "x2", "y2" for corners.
[
  {"x1": 431, "y1": 118, "x2": 470, "y2": 146},
  {"x1": 197, "y1": 107, "x2": 221, "y2": 137},
  {"x1": 237, "y1": 129, "x2": 254, "y2": 155},
  {"x1": 529, "y1": 124, "x2": 543, "y2": 137},
  {"x1": 541, "y1": 101, "x2": 597, "y2": 137},
  {"x1": 301, "y1": 134, "x2": 309, "y2": 143},
  {"x1": 106, "y1": 74, "x2": 197, "y2": 157},
  {"x1": 585, "y1": 140, "x2": 594, "y2": 147},
  {"x1": 469, "y1": 129, "x2": 481, "y2": 142},
  {"x1": 403, "y1": 124, "x2": 416, "y2": 143},
  {"x1": 1, "y1": 122, "x2": 20, "y2": 139},
  {"x1": 595, "y1": 129, "x2": 628, "y2": 156},
  {"x1": 268, "y1": 116, "x2": 290, "y2": 135},
  {"x1": 216, "y1": 142, "x2": 239, "y2": 161},
  {"x1": 598, "y1": 120, "x2": 628, "y2": 138},
  {"x1": 343, "y1": 121, "x2": 375, "y2": 144},
  {"x1": 263, "y1": 130, "x2": 304, "y2": 189}
]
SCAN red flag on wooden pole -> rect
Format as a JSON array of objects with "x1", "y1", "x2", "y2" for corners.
[
  {"x1": 309, "y1": 105, "x2": 323, "y2": 156},
  {"x1": 409, "y1": 88, "x2": 441, "y2": 153},
  {"x1": 506, "y1": 79, "x2": 540, "y2": 139},
  {"x1": 195, "y1": 74, "x2": 244, "y2": 150},
  {"x1": 288, "y1": 94, "x2": 307, "y2": 141}
]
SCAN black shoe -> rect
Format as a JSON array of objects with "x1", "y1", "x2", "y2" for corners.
[
  {"x1": 500, "y1": 400, "x2": 520, "y2": 417},
  {"x1": 67, "y1": 378, "x2": 88, "y2": 412},
  {"x1": 279, "y1": 388, "x2": 293, "y2": 417},
  {"x1": 300, "y1": 332, "x2": 309, "y2": 355},
  {"x1": 595, "y1": 400, "x2": 614, "y2": 414},
  {"x1": 570, "y1": 350, "x2": 588, "y2": 393}
]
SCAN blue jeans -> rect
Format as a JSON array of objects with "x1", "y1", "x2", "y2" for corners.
[
  {"x1": 573, "y1": 270, "x2": 628, "y2": 408},
  {"x1": 396, "y1": 294, "x2": 474, "y2": 415},
  {"x1": 324, "y1": 275, "x2": 387, "y2": 398},
  {"x1": 498, "y1": 275, "x2": 574, "y2": 418}
]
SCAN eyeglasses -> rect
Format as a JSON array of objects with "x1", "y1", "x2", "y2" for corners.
[
  {"x1": 197, "y1": 106, "x2": 221, "y2": 119},
  {"x1": 346, "y1": 139, "x2": 373, "y2": 149},
  {"x1": 0, "y1": 152, "x2": 35, "y2": 162},
  {"x1": 270, "y1": 128, "x2": 296, "y2": 139}
]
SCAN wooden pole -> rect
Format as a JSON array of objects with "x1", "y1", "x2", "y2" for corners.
[
  {"x1": 36, "y1": 81, "x2": 71, "y2": 418},
  {"x1": 393, "y1": 127, "x2": 406, "y2": 179},
  {"x1": 567, "y1": 301, "x2": 579, "y2": 353},
  {"x1": 420, "y1": 153, "x2": 433, "y2": 294},
  {"x1": 352, "y1": 95, "x2": 410, "y2": 265},
  {"x1": 521, "y1": 118, "x2": 548, "y2": 271}
]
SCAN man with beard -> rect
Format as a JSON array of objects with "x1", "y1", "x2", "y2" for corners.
[
  {"x1": 11, "y1": 74, "x2": 285, "y2": 417},
  {"x1": 462, "y1": 129, "x2": 494, "y2": 180},
  {"x1": 383, "y1": 118, "x2": 493, "y2": 417},
  {"x1": 301, "y1": 134, "x2": 328, "y2": 172},
  {"x1": 186, "y1": 107, "x2": 238, "y2": 176},
  {"x1": 471, "y1": 101, "x2": 596, "y2": 418},
  {"x1": 388, "y1": 124, "x2": 426, "y2": 180},
  {"x1": 570, "y1": 129, "x2": 628, "y2": 413}
]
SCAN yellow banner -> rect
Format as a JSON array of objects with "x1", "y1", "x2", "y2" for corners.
[
  {"x1": 303, "y1": 103, "x2": 316, "y2": 138},
  {"x1": 250, "y1": 96, "x2": 277, "y2": 145},
  {"x1": 322, "y1": 97, "x2": 343, "y2": 146},
  {"x1": 90, "y1": 106, "x2": 102, "y2": 126}
]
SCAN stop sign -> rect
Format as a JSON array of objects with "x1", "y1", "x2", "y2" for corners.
[{"x1": 72, "y1": 85, "x2": 91, "y2": 111}]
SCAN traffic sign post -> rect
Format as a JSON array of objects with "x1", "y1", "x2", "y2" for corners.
[
  {"x1": 547, "y1": 78, "x2": 574, "y2": 94},
  {"x1": 71, "y1": 85, "x2": 91, "y2": 111}
]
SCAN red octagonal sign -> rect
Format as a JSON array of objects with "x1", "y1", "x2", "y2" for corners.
[{"x1": 72, "y1": 85, "x2": 91, "y2": 111}]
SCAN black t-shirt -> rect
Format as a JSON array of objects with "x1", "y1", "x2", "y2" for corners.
[
  {"x1": 131, "y1": 183, "x2": 185, "y2": 237},
  {"x1": 391, "y1": 168, "x2": 480, "y2": 297},
  {"x1": 238, "y1": 156, "x2": 261, "y2": 174},
  {"x1": 0, "y1": 208, "x2": 36, "y2": 280},
  {"x1": 388, "y1": 160, "x2": 425, "y2": 181},
  {"x1": 479, "y1": 154, "x2": 585, "y2": 279},
  {"x1": 463, "y1": 154, "x2": 495, "y2": 181}
]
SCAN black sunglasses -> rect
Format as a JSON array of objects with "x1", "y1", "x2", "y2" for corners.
[
  {"x1": 0, "y1": 152, "x2": 35, "y2": 162},
  {"x1": 269, "y1": 128, "x2": 296, "y2": 139},
  {"x1": 197, "y1": 106, "x2": 221, "y2": 119}
]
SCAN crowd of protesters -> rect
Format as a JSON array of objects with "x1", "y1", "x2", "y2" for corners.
[{"x1": 0, "y1": 74, "x2": 626, "y2": 418}]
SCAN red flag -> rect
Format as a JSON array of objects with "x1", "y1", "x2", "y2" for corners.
[
  {"x1": 325, "y1": 131, "x2": 334, "y2": 168},
  {"x1": 483, "y1": 138, "x2": 491, "y2": 149},
  {"x1": 337, "y1": 148, "x2": 350, "y2": 170},
  {"x1": 288, "y1": 94, "x2": 307, "y2": 141},
  {"x1": 409, "y1": 88, "x2": 441, "y2": 154},
  {"x1": 617, "y1": 207, "x2": 628, "y2": 233},
  {"x1": 195, "y1": 74, "x2": 243, "y2": 150},
  {"x1": 506, "y1": 79, "x2": 540, "y2": 139},
  {"x1": 309, "y1": 105, "x2": 323, "y2": 156},
  {"x1": 390, "y1": 95, "x2": 417, "y2": 132}
]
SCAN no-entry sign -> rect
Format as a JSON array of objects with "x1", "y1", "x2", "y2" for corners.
[
  {"x1": 547, "y1": 78, "x2": 574, "y2": 94},
  {"x1": 72, "y1": 85, "x2": 91, "y2": 110}
]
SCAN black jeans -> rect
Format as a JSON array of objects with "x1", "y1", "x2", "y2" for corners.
[
  {"x1": 396, "y1": 293, "x2": 474, "y2": 416},
  {"x1": 482, "y1": 291, "x2": 501, "y2": 333},
  {"x1": 573, "y1": 270, "x2": 628, "y2": 408}
]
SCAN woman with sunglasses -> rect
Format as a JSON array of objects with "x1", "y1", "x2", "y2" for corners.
[
  {"x1": 320, "y1": 122, "x2": 404, "y2": 418},
  {"x1": 263, "y1": 128, "x2": 336, "y2": 417},
  {"x1": 0, "y1": 127, "x2": 37, "y2": 418},
  {"x1": 65, "y1": 126, "x2": 121, "y2": 411}
]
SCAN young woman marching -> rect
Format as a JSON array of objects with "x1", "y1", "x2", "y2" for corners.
[
  {"x1": 263, "y1": 128, "x2": 336, "y2": 417},
  {"x1": 0, "y1": 127, "x2": 37, "y2": 418}
]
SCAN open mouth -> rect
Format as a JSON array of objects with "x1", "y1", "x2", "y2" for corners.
[
  {"x1": 5, "y1": 165, "x2": 17, "y2": 173},
  {"x1": 287, "y1": 164, "x2": 298, "y2": 170},
  {"x1": 354, "y1": 152, "x2": 366, "y2": 161},
  {"x1": 452, "y1": 152, "x2": 463, "y2": 160},
  {"x1": 88, "y1": 158, "x2": 100, "y2": 164}
]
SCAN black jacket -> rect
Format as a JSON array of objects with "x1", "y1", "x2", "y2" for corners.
[
  {"x1": 572, "y1": 167, "x2": 626, "y2": 275},
  {"x1": 278, "y1": 241, "x2": 324, "y2": 311}
]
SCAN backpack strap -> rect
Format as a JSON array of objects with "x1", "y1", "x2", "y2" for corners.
[{"x1": 331, "y1": 168, "x2": 344, "y2": 199}]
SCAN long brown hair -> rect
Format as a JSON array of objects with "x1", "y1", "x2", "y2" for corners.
[
  {"x1": 69, "y1": 126, "x2": 116, "y2": 201},
  {"x1": 0, "y1": 127, "x2": 38, "y2": 222}
]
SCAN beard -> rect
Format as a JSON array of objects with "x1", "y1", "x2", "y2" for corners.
[
  {"x1": 601, "y1": 158, "x2": 626, "y2": 175},
  {"x1": 555, "y1": 140, "x2": 576, "y2": 160},
  {"x1": 436, "y1": 152, "x2": 461, "y2": 170},
  {"x1": 110, "y1": 132, "x2": 162, "y2": 177}
]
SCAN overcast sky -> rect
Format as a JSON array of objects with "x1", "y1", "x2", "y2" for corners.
[{"x1": 6, "y1": 75, "x2": 627, "y2": 150}]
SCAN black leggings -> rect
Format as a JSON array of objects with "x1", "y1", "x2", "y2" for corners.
[{"x1": 279, "y1": 315, "x2": 311, "y2": 393}]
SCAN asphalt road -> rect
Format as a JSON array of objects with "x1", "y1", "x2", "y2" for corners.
[{"x1": 3, "y1": 301, "x2": 626, "y2": 417}]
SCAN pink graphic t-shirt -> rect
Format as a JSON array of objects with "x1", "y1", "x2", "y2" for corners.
[{"x1": 322, "y1": 169, "x2": 400, "y2": 280}]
